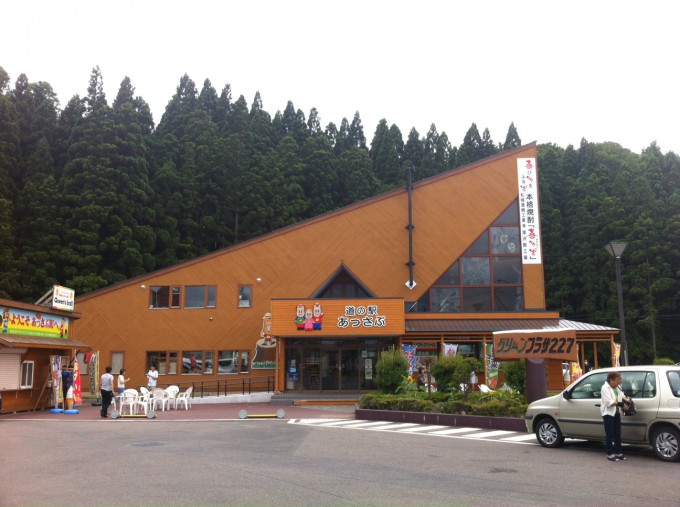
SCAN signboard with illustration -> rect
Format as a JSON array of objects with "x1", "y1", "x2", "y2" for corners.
[
  {"x1": 252, "y1": 312, "x2": 276, "y2": 370},
  {"x1": 270, "y1": 298, "x2": 405, "y2": 337},
  {"x1": 493, "y1": 329, "x2": 577, "y2": 361},
  {"x1": 1, "y1": 305, "x2": 70, "y2": 339}
]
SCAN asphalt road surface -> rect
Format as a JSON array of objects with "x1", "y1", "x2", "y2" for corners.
[{"x1": 1, "y1": 417, "x2": 678, "y2": 506}]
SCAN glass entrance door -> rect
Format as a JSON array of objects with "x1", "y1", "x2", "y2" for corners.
[
  {"x1": 341, "y1": 349, "x2": 359, "y2": 390},
  {"x1": 285, "y1": 338, "x2": 392, "y2": 392},
  {"x1": 321, "y1": 350, "x2": 339, "y2": 390}
]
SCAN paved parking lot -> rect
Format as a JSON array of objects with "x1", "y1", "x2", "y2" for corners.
[{"x1": 0, "y1": 398, "x2": 356, "y2": 422}]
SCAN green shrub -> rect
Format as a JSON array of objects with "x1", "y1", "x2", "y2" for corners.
[
  {"x1": 358, "y1": 390, "x2": 527, "y2": 417},
  {"x1": 654, "y1": 357, "x2": 675, "y2": 365},
  {"x1": 501, "y1": 359, "x2": 526, "y2": 394},
  {"x1": 431, "y1": 355, "x2": 483, "y2": 394},
  {"x1": 431, "y1": 355, "x2": 458, "y2": 391},
  {"x1": 375, "y1": 347, "x2": 409, "y2": 394}
]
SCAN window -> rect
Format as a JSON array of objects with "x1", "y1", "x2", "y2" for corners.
[
  {"x1": 182, "y1": 351, "x2": 214, "y2": 374},
  {"x1": 317, "y1": 270, "x2": 371, "y2": 298},
  {"x1": 149, "y1": 286, "x2": 181, "y2": 309},
  {"x1": 21, "y1": 361, "x2": 34, "y2": 388},
  {"x1": 111, "y1": 352, "x2": 124, "y2": 374},
  {"x1": 147, "y1": 351, "x2": 178, "y2": 375},
  {"x1": 570, "y1": 372, "x2": 608, "y2": 399},
  {"x1": 416, "y1": 201, "x2": 524, "y2": 313},
  {"x1": 238, "y1": 286, "x2": 252, "y2": 308},
  {"x1": 218, "y1": 350, "x2": 250, "y2": 374},
  {"x1": 185, "y1": 286, "x2": 217, "y2": 309},
  {"x1": 76, "y1": 351, "x2": 89, "y2": 375}
]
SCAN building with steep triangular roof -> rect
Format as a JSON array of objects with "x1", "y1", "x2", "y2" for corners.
[{"x1": 73, "y1": 143, "x2": 618, "y2": 399}]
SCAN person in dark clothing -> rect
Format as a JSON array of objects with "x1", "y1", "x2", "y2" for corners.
[{"x1": 100, "y1": 366, "x2": 114, "y2": 418}]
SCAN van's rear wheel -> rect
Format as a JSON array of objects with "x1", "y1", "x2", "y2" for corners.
[
  {"x1": 652, "y1": 426, "x2": 680, "y2": 462},
  {"x1": 535, "y1": 418, "x2": 564, "y2": 448}
]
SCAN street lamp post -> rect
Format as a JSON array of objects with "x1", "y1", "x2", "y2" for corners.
[{"x1": 604, "y1": 241, "x2": 628, "y2": 366}]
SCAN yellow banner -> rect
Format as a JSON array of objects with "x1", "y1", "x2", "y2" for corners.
[{"x1": 1, "y1": 305, "x2": 70, "y2": 339}]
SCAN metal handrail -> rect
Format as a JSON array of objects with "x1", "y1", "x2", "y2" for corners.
[{"x1": 147, "y1": 375, "x2": 275, "y2": 398}]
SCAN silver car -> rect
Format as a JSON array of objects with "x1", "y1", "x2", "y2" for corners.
[{"x1": 525, "y1": 365, "x2": 680, "y2": 462}]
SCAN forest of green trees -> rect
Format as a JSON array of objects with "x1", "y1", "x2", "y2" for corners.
[{"x1": 1, "y1": 66, "x2": 678, "y2": 363}]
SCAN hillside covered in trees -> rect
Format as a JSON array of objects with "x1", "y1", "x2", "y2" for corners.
[{"x1": 1, "y1": 66, "x2": 678, "y2": 362}]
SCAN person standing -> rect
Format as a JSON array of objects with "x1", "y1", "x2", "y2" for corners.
[
  {"x1": 100, "y1": 366, "x2": 114, "y2": 418},
  {"x1": 117, "y1": 368, "x2": 130, "y2": 394},
  {"x1": 601, "y1": 371, "x2": 631, "y2": 461},
  {"x1": 146, "y1": 364, "x2": 158, "y2": 391}
]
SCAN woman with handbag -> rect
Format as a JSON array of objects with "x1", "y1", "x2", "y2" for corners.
[{"x1": 600, "y1": 371, "x2": 633, "y2": 461}]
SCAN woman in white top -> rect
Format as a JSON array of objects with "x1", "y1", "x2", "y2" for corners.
[
  {"x1": 117, "y1": 368, "x2": 130, "y2": 394},
  {"x1": 600, "y1": 371, "x2": 632, "y2": 461}
]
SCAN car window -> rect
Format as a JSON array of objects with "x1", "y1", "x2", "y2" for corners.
[
  {"x1": 571, "y1": 372, "x2": 608, "y2": 399},
  {"x1": 620, "y1": 371, "x2": 651, "y2": 398},
  {"x1": 667, "y1": 370, "x2": 680, "y2": 397}
]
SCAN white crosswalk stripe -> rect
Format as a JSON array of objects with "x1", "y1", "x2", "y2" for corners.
[
  {"x1": 429, "y1": 427, "x2": 483, "y2": 435},
  {"x1": 289, "y1": 418, "x2": 539, "y2": 445}
]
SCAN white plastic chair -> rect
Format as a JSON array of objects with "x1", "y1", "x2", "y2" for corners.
[
  {"x1": 134, "y1": 391, "x2": 150, "y2": 415},
  {"x1": 151, "y1": 388, "x2": 169, "y2": 411},
  {"x1": 140, "y1": 386, "x2": 151, "y2": 398},
  {"x1": 175, "y1": 386, "x2": 193, "y2": 410},
  {"x1": 165, "y1": 385, "x2": 180, "y2": 409},
  {"x1": 119, "y1": 389, "x2": 138, "y2": 415}
]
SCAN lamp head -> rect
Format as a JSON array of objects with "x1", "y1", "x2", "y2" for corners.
[{"x1": 604, "y1": 241, "x2": 627, "y2": 258}]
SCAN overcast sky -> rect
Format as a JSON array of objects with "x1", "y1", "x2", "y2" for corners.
[{"x1": 4, "y1": 0, "x2": 678, "y2": 154}]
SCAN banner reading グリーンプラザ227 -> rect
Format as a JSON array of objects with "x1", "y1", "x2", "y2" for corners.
[{"x1": 517, "y1": 158, "x2": 542, "y2": 264}]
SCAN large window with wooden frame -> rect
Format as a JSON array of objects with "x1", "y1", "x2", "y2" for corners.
[
  {"x1": 413, "y1": 201, "x2": 523, "y2": 313},
  {"x1": 217, "y1": 350, "x2": 250, "y2": 374},
  {"x1": 181, "y1": 351, "x2": 214, "y2": 374},
  {"x1": 185, "y1": 285, "x2": 217, "y2": 309},
  {"x1": 149, "y1": 286, "x2": 181, "y2": 309},
  {"x1": 146, "y1": 351, "x2": 178, "y2": 375}
]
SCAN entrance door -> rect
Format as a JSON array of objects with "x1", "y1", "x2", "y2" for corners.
[
  {"x1": 321, "y1": 350, "x2": 339, "y2": 390},
  {"x1": 319, "y1": 349, "x2": 360, "y2": 391},
  {"x1": 341, "y1": 349, "x2": 359, "y2": 390}
]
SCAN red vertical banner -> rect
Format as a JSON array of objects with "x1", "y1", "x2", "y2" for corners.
[{"x1": 72, "y1": 357, "x2": 82, "y2": 406}]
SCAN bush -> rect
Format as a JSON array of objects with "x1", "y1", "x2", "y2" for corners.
[
  {"x1": 375, "y1": 346, "x2": 409, "y2": 394},
  {"x1": 431, "y1": 355, "x2": 483, "y2": 393},
  {"x1": 654, "y1": 357, "x2": 675, "y2": 365},
  {"x1": 358, "y1": 390, "x2": 528, "y2": 418},
  {"x1": 501, "y1": 359, "x2": 526, "y2": 395},
  {"x1": 430, "y1": 355, "x2": 458, "y2": 391}
]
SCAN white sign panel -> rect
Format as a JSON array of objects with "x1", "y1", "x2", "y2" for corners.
[
  {"x1": 517, "y1": 158, "x2": 542, "y2": 264},
  {"x1": 52, "y1": 285, "x2": 75, "y2": 312}
]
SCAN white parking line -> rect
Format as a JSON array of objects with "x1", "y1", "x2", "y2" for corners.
[
  {"x1": 429, "y1": 427, "x2": 482, "y2": 435},
  {"x1": 336, "y1": 421, "x2": 397, "y2": 428},
  {"x1": 365, "y1": 423, "x2": 420, "y2": 431},
  {"x1": 501, "y1": 433, "x2": 538, "y2": 442},
  {"x1": 463, "y1": 430, "x2": 515, "y2": 439},
  {"x1": 319, "y1": 419, "x2": 370, "y2": 426},
  {"x1": 397, "y1": 425, "x2": 450, "y2": 433}
]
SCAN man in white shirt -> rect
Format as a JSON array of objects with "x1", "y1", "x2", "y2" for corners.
[
  {"x1": 100, "y1": 366, "x2": 114, "y2": 418},
  {"x1": 146, "y1": 365, "x2": 158, "y2": 390}
]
